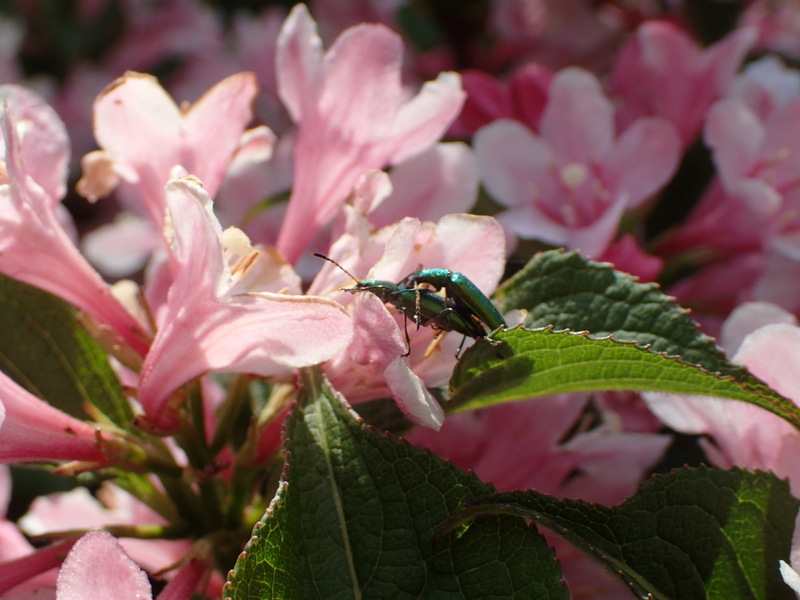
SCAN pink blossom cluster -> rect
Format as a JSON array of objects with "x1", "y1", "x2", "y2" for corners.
[{"x1": 0, "y1": 0, "x2": 798, "y2": 598}]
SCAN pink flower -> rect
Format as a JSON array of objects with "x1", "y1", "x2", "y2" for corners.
[
  {"x1": 365, "y1": 142, "x2": 480, "y2": 228},
  {"x1": 310, "y1": 200, "x2": 506, "y2": 429},
  {"x1": 0, "y1": 370, "x2": 109, "y2": 465},
  {"x1": 409, "y1": 393, "x2": 670, "y2": 600},
  {"x1": 0, "y1": 539, "x2": 72, "y2": 596},
  {"x1": 742, "y1": 0, "x2": 800, "y2": 60},
  {"x1": 610, "y1": 21, "x2": 755, "y2": 146},
  {"x1": 451, "y1": 63, "x2": 553, "y2": 137},
  {"x1": 728, "y1": 56, "x2": 800, "y2": 121},
  {"x1": 77, "y1": 70, "x2": 260, "y2": 228},
  {"x1": 645, "y1": 302, "x2": 800, "y2": 495},
  {"x1": 486, "y1": 0, "x2": 624, "y2": 72},
  {"x1": 409, "y1": 393, "x2": 669, "y2": 503},
  {"x1": 595, "y1": 235, "x2": 663, "y2": 283},
  {"x1": 273, "y1": 4, "x2": 465, "y2": 263},
  {"x1": 0, "y1": 85, "x2": 149, "y2": 356},
  {"x1": 138, "y1": 177, "x2": 352, "y2": 432},
  {"x1": 56, "y1": 531, "x2": 152, "y2": 600},
  {"x1": 0, "y1": 466, "x2": 63, "y2": 595},
  {"x1": 706, "y1": 97, "x2": 800, "y2": 225},
  {"x1": 700, "y1": 96, "x2": 800, "y2": 313},
  {"x1": 20, "y1": 484, "x2": 190, "y2": 577},
  {"x1": 474, "y1": 67, "x2": 680, "y2": 257}
]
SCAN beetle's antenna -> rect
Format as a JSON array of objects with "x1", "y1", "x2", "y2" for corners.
[{"x1": 312, "y1": 253, "x2": 360, "y2": 283}]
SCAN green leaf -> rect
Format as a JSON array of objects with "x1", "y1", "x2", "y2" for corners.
[
  {"x1": 444, "y1": 467, "x2": 800, "y2": 600},
  {"x1": 494, "y1": 250, "x2": 731, "y2": 374},
  {"x1": 0, "y1": 275, "x2": 132, "y2": 429},
  {"x1": 448, "y1": 328, "x2": 800, "y2": 430},
  {"x1": 225, "y1": 367, "x2": 567, "y2": 600}
]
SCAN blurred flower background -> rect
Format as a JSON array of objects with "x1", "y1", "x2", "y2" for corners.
[{"x1": 2, "y1": 1, "x2": 800, "y2": 598}]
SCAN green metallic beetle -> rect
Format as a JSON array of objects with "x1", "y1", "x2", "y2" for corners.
[{"x1": 398, "y1": 268, "x2": 506, "y2": 334}]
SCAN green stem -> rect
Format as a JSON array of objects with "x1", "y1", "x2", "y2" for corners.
[{"x1": 209, "y1": 373, "x2": 252, "y2": 456}]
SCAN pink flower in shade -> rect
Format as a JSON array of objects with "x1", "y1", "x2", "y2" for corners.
[
  {"x1": 20, "y1": 484, "x2": 190, "y2": 579},
  {"x1": 409, "y1": 394, "x2": 670, "y2": 503},
  {"x1": 656, "y1": 180, "x2": 764, "y2": 261},
  {"x1": 309, "y1": 189, "x2": 506, "y2": 429},
  {"x1": 728, "y1": 56, "x2": 800, "y2": 121},
  {"x1": 474, "y1": 67, "x2": 680, "y2": 257},
  {"x1": 665, "y1": 252, "x2": 764, "y2": 338},
  {"x1": 0, "y1": 85, "x2": 149, "y2": 357},
  {"x1": 644, "y1": 302, "x2": 800, "y2": 495},
  {"x1": 486, "y1": 0, "x2": 624, "y2": 73},
  {"x1": 0, "y1": 539, "x2": 73, "y2": 597},
  {"x1": 0, "y1": 466, "x2": 64, "y2": 595},
  {"x1": 610, "y1": 21, "x2": 756, "y2": 146},
  {"x1": 77, "y1": 70, "x2": 261, "y2": 228},
  {"x1": 408, "y1": 393, "x2": 670, "y2": 600},
  {"x1": 450, "y1": 63, "x2": 553, "y2": 137},
  {"x1": 55, "y1": 531, "x2": 152, "y2": 600},
  {"x1": 595, "y1": 234, "x2": 664, "y2": 283},
  {"x1": 742, "y1": 0, "x2": 800, "y2": 60},
  {"x1": 365, "y1": 142, "x2": 480, "y2": 229},
  {"x1": 706, "y1": 97, "x2": 800, "y2": 226},
  {"x1": 0, "y1": 370, "x2": 110, "y2": 465},
  {"x1": 138, "y1": 177, "x2": 353, "y2": 432},
  {"x1": 273, "y1": 3, "x2": 466, "y2": 263},
  {"x1": 700, "y1": 96, "x2": 800, "y2": 313}
]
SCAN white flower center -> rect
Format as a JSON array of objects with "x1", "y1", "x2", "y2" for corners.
[{"x1": 559, "y1": 163, "x2": 589, "y2": 188}]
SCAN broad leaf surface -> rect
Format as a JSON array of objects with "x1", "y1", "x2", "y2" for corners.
[
  {"x1": 494, "y1": 250, "x2": 730, "y2": 373},
  {"x1": 444, "y1": 467, "x2": 799, "y2": 600},
  {"x1": 225, "y1": 368, "x2": 567, "y2": 600},
  {"x1": 0, "y1": 275, "x2": 132, "y2": 429},
  {"x1": 448, "y1": 328, "x2": 800, "y2": 429}
]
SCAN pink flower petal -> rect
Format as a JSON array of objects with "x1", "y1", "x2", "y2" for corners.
[
  {"x1": 0, "y1": 91, "x2": 149, "y2": 356},
  {"x1": 473, "y1": 119, "x2": 552, "y2": 208},
  {"x1": 275, "y1": 4, "x2": 324, "y2": 123},
  {"x1": 139, "y1": 178, "x2": 352, "y2": 431},
  {"x1": 81, "y1": 212, "x2": 160, "y2": 277},
  {"x1": 384, "y1": 357, "x2": 444, "y2": 430},
  {"x1": 455, "y1": 69, "x2": 515, "y2": 135},
  {"x1": 509, "y1": 63, "x2": 553, "y2": 130},
  {"x1": 0, "y1": 519, "x2": 38, "y2": 574},
  {"x1": 370, "y1": 143, "x2": 478, "y2": 227},
  {"x1": 601, "y1": 116, "x2": 680, "y2": 208},
  {"x1": 181, "y1": 73, "x2": 259, "y2": 197},
  {"x1": 56, "y1": 531, "x2": 152, "y2": 600},
  {"x1": 736, "y1": 323, "x2": 800, "y2": 400},
  {"x1": 597, "y1": 235, "x2": 664, "y2": 283},
  {"x1": 720, "y1": 301, "x2": 797, "y2": 355},
  {"x1": 0, "y1": 538, "x2": 72, "y2": 595},
  {"x1": 0, "y1": 85, "x2": 69, "y2": 204},
  {"x1": 156, "y1": 557, "x2": 208, "y2": 600},
  {"x1": 646, "y1": 320, "x2": 800, "y2": 495},
  {"x1": 0, "y1": 371, "x2": 108, "y2": 464},
  {"x1": 92, "y1": 72, "x2": 181, "y2": 208},
  {"x1": 274, "y1": 6, "x2": 464, "y2": 262},
  {"x1": 705, "y1": 99, "x2": 764, "y2": 184},
  {"x1": 612, "y1": 22, "x2": 755, "y2": 145},
  {"x1": 89, "y1": 71, "x2": 257, "y2": 225},
  {"x1": 385, "y1": 72, "x2": 464, "y2": 162},
  {"x1": 21, "y1": 486, "x2": 189, "y2": 576},
  {"x1": 540, "y1": 67, "x2": 613, "y2": 163}
]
